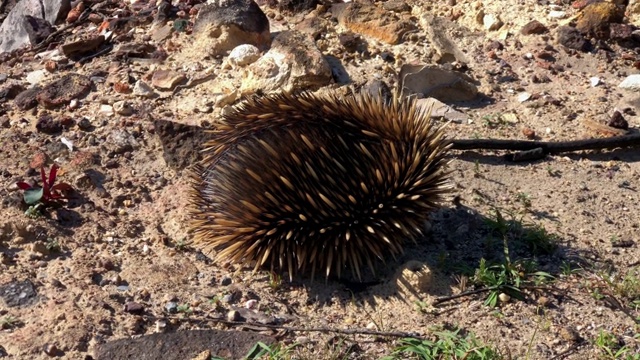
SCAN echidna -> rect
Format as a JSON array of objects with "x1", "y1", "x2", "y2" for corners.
[{"x1": 189, "y1": 91, "x2": 452, "y2": 280}]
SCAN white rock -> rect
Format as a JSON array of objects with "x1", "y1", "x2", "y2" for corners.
[
  {"x1": 483, "y1": 14, "x2": 503, "y2": 31},
  {"x1": 26, "y1": 69, "x2": 48, "y2": 85},
  {"x1": 133, "y1": 80, "x2": 157, "y2": 98},
  {"x1": 60, "y1": 137, "x2": 74, "y2": 151},
  {"x1": 618, "y1": 74, "x2": 640, "y2": 90},
  {"x1": 100, "y1": 104, "x2": 114, "y2": 116},
  {"x1": 113, "y1": 101, "x2": 134, "y2": 116},
  {"x1": 228, "y1": 44, "x2": 261, "y2": 67},
  {"x1": 517, "y1": 92, "x2": 532, "y2": 102},
  {"x1": 245, "y1": 299, "x2": 258, "y2": 309},
  {"x1": 548, "y1": 10, "x2": 567, "y2": 18}
]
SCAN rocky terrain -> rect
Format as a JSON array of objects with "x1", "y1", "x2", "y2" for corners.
[{"x1": 0, "y1": 0, "x2": 639, "y2": 359}]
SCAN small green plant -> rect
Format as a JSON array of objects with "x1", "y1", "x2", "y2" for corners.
[
  {"x1": 560, "y1": 261, "x2": 581, "y2": 277},
  {"x1": 46, "y1": 238, "x2": 61, "y2": 253},
  {"x1": 473, "y1": 258, "x2": 554, "y2": 307},
  {"x1": 16, "y1": 164, "x2": 73, "y2": 215},
  {"x1": 24, "y1": 204, "x2": 45, "y2": 218},
  {"x1": 520, "y1": 224, "x2": 558, "y2": 256},
  {"x1": 481, "y1": 113, "x2": 509, "y2": 129},
  {"x1": 174, "y1": 238, "x2": 190, "y2": 251},
  {"x1": 515, "y1": 192, "x2": 532, "y2": 210},
  {"x1": 588, "y1": 268, "x2": 640, "y2": 308},
  {"x1": 177, "y1": 304, "x2": 192, "y2": 315},
  {"x1": 473, "y1": 209, "x2": 555, "y2": 307},
  {"x1": 268, "y1": 271, "x2": 282, "y2": 291},
  {"x1": 594, "y1": 330, "x2": 639, "y2": 360},
  {"x1": 546, "y1": 165, "x2": 560, "y2": 177},
  {"x1": 415, "y1": 300, "x2": 429, "y2": 313},
  {"x1": 0, "y1": 315, "x2": 19, "y2": 329},
  {"x1": 382, "y1": 328, "x2": 503, "y2": 360},
  {"x1": 244, "y1": 341, "x2": 299, "y2": 360},
  {"x1": 483, "y1": 208, "x2": 558, "y2": 257}
]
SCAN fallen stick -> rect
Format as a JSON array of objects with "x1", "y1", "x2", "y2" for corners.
[
  {"x1": 142, "y1": 314, "x2": 425, "y2": 339},
  {"x1": 451, "y1": 133, "x2": 640, "y2": 154}
]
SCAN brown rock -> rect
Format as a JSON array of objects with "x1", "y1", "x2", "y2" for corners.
[
  {"x1": 14, "y1": 87, "x2": 41, "y2": 110},
  {"x1": 522, "y1": 127, "x2": 536, "y2": 139},
  {"x1": 294, "y1": 14, "x2": 327, "y2": 40},
  {"x1": 60, "y1": 36, "x2": 105, "y2": 58},
  {"x1": 608, "y1": 110, "x2": 629, "y2": 130},
  {"x1": 557, "y1": 26, "x2": 591, "y2": 52},
  {"x1": 576, "y1": 2, "x2": 624, "y2": 38},
  {"x1": 0, "y1": 82, "x2": 25, "y2": 103},
  {"x1": 332, "y1": 2, "x2": 415, "y2": 45},
  {"x1": 36, "y1": 74, "x2": 92, "y2": 109},
  {"x1": 35, "y1": 114, "x2": 63, "y2": 134},
  {"x1": 559, "y1": 326, "x2": 581, "y2": 342},
  {"x1": 192, "y1": 0, "x2": 270, "y2": 56},
  {"x1": 151, "y1": 70, "x2": 187, "y2": 90},
  {"x1": 521, "y1": 20, "x2": 548, "y2": 35},
  {"x1": 29, "y1": 152, "x2": 49, "y2": 169},
  {"x1": 241, "y1": 30, "x2": 333, "y2": 95},
  {"x1": 124, "y1": 301, "x2": 144, "y2": 314}
]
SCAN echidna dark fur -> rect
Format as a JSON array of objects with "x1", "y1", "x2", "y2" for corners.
[{"x1": 189, "y1": 91, "x2": 452, "y2": 280}]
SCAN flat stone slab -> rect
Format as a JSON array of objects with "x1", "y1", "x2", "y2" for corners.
[
  {"x1": 0, "y1": 279, "x2": 38, "y2": 307},
  {"x1": 94, "y1": 329, "x2": 275, "y2": 360}
]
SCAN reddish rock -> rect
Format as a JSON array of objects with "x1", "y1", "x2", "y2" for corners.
[
  {"x1": 332, "y1": 2, "x2": 415, "y2": 45},
  {"x1": 521, "y1": 20, "x2": 548, "y2": 35},
  {"x1": 522, "y1": 128, "x2": 536, "y2": 139},
  {"x1": 29, "y1": 152, "x2": 49, "y2": 169}
]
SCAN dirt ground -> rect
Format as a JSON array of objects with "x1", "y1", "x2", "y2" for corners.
[{"x1": 0, "y1": 0, "x2": 639, "y2": 359}]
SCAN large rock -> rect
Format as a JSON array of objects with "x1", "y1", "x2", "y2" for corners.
[
  {"x1": 241, "y1": 30, "x2": 333, "y2": 95},
  {"x1": 399, "y1": 64, "x2": 479, "y2": 102},
  {"x1": 420, "y1": 15, "x2": 472, "y2": 64},
  {"x1": 331, "y1": 2, "x2": 415, "y2": 45},
  {"x1": 0, "y1": 0, "x2": 71, "y2": 54},
  {"x1": 192, "y1": 0, "x2": 270, "y2": 57}
]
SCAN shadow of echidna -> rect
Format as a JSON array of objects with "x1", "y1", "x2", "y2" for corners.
[{"x1": 189, "y1": 91, "x2": 452, "y2": 281}]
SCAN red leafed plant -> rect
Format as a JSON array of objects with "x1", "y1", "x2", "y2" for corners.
[{"x1": 16, "y1": 164, "x2": 73, "y2": 206}]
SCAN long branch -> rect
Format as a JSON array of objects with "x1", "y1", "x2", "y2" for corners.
[{"x1": 450, "y1": 133, "x2": 640, "y2": 154}]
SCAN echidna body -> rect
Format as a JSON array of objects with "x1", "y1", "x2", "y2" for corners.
[{"x1": 190, "y1": 91, "x2": 452, "y2": 280}]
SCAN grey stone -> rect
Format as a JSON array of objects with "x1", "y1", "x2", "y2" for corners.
[
  {"x1": 0, "y1": 0, "x2": 71, "y2": 54},
  {"x1": 165, "y1": 301, "x2": 178, "y2": 313},
  {"x1": 241, "y1": 30, "x2": 333, "y2": 95},
  {"x1": 619, "y1": 74, "x2": 640, "y2": 91},
  {"x1": 192, "y1": 0, "x2": 270, "y2": 56},
  {"x1": 399, "y1": 64, "x2": 478, "y2": 102},
  {"x1": 0, "y1": 279, "x2": 38, "y2": 307},
  {"x1": 420, "y1": 15, "x2": 471, "y2": 64},
  {"x1": 23, "y1": 15, "x2": 55, "y2": 45}
]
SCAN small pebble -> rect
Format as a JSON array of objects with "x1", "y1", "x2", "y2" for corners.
[
  {"x1": 124, "y1": 301, "x2": 144, "y2": 314},
  {"x1": 245, "y1": 299, "x2": 258, "y2": 309},
  {"x1": 517, "y1": 92, "x2": 531, "y2": 102},
  {"x1": 165, "y1": 301, "x2": 178, "y2": 313},
  {"x1": 227, "y1": 310, "x2": 243, "y2": 322},
  {"x1": 43, "y1": 343, "x2": 58, "y2": 356}
]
